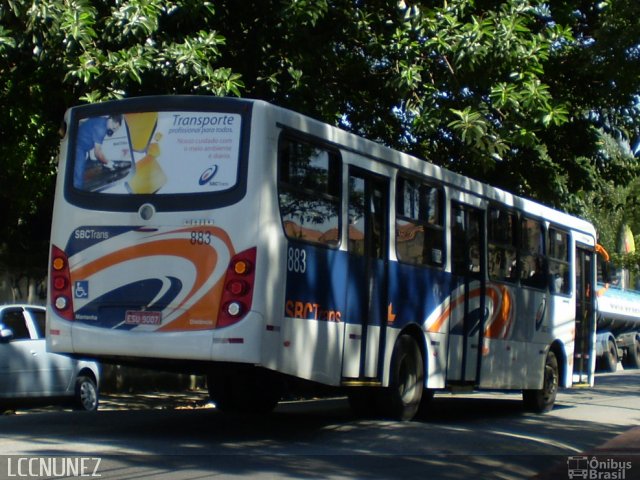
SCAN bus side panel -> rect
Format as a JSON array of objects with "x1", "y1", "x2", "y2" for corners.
[
  {"x1": 549, "y1": 294, "x2": 576, "y2": 387},
  {"x1": 279, "y1": 243, "x2": 348, "y2": 385},
  {"x1": 387, "y1": 262, "x2": 452, "y2": 389},
  {"x1": 523, "y1": 290, "x2": 574, "y2": 390},
  {"x1": 521, "y1": 288, "x2": 550, "y2": 390},
  {"x1": 478, "y1": 283, "x2": 530, "y2": 389}
]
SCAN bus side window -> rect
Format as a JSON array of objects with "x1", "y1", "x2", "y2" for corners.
[
  {"x1": 395, "y1": 175, "x2": 444, "y2": 267},
  {"x1": 451, "y1": 208, "x2": 467, "y2": 275},
  {"x1": 548, "y1": 228, "x2": 571, "y2": 295},
  {"x1": 488, "y1": 207, "x2": 517, "y2": 283},
  {"x1": 520, "y1": 217, "x2": 547, "y2": 289},
  {"x1": 348, "y1": 176, "x2": 366, "y2": 255},
  {"x1": 277, "y1": 137, "x2": 341, "y2": 247},
  {"x1": 450, "y1": 203, "x2": 483, "y2": 277}
]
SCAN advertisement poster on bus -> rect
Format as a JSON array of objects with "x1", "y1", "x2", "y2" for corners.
[{"x1": 73, "y1": 111, "x2": 242, "y2": 194}]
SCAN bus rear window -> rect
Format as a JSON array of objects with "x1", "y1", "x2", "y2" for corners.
[{"x1": 72, "y1": 111, "x2": 242, "y2": 195}]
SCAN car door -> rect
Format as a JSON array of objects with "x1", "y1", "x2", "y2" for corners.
[
  {"x1": 0, "y1": 307, "x2": 71, "y2": 397},
  {"x1": 0, "y1": 307, "x2": 42, "y2": 396},
  {"x1": 25, "y1": 307, "x2": 75, "y2": 395}
]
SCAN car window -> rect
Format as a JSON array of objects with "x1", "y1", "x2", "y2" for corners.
[
  {"x1": 0, "y1": 309, "x2": 31, "y2": 340},
  {"x1": 27, "y1": 308, "x2": 46, "y2": 339}
]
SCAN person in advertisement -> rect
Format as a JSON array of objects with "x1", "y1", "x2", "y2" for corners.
[{"x1": 74, "y1": 114, "x2": 123, "y2": 189}]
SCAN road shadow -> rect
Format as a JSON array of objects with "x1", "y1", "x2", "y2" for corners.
[{"x1": 2, "y1": 370, "x2": 638, "y2": 479}]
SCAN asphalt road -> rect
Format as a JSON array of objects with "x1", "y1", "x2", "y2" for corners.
[{"x1": 0, "y1": 370, "x2": 638, "y2": 479}]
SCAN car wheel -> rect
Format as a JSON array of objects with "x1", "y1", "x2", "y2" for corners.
[{"x1": 73, "y1": 375, "x2": 99, "y2": 411}]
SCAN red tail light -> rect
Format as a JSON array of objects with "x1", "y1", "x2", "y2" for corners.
[
  {"x1": 217, "y1": 247, "x2": 256, "y2": 328},
  {"x1": 50, "y1": 245, "x2": 74, "y2": 321}
]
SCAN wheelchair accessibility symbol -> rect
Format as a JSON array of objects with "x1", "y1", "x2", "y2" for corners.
[{"x1": 74, "y1": 281, "x2": 89, "y2": 299}]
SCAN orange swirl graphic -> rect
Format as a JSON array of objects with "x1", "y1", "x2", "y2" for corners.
[
  {"x1": 72, "y1": 226, "x2": 235, "y2": 331},
  {"x1": 484, "y1": 285, "x2": 513, "y2": 339}
]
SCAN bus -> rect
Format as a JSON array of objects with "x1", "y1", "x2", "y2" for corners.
[{"x1": 47, "y1": 96, "x2": 598, "y2": 420}]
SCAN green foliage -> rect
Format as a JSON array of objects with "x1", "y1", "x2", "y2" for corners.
[
  {"x1": 0, "y1": 0, "x2": 242, "y2": 272},
  {"x1": 1, "y1": 0, "x2": 640, "y2": 274}
]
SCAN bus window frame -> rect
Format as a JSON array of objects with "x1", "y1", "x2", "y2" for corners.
[{"x1": 63, "y1": 96, "x2": 253, "y2": 212}]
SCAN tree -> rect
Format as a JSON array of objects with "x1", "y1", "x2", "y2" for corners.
[
  {"x1": 209, "y1": 0, "x2": 640, "y2": 206},
  {"x1": 1, "y1": 0, "x2": 640, "y2": 282},
  {"x1": 0, "y1": 0, "x2": 243, "y2": 283}
]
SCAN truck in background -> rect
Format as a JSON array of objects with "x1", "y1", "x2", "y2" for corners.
[
  {"x1": 596, "y1": 285, "x2": 640, "y2": 371},
  {"x1": 595, "y1": 244, "x2": 640, "y2": 371}
]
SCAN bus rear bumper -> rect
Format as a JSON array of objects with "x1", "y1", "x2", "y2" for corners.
[{"x1": 47, "y1": 311, "x2": 265, "y2": 365}]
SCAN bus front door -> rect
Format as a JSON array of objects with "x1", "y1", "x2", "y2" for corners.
[
  {"x1": 342, "y1": 169, "x2": 389, "y2": 382},
  {"x1": 573, "y1": 246, "x2": 596, "y2": 385},
  {"x1": 447, "y1": 203, "x2": 486, "y2": 384}
]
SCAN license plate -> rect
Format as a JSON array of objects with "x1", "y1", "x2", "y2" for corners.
[{"x1": 125, "y1": 310, "x2": 162, "y2": 325}]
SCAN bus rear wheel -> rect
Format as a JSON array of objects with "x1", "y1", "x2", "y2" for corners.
[
  {"x1": 523, "y1": 350, "x2": 558, "y2": 413},
  {"x1": 384, "y1": 334, "x2": 424, "y2": 421}
]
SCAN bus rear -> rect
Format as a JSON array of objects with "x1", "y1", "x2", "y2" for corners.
[{"x1": 47, "y1": 96, "x2": 267, "y2": 367}]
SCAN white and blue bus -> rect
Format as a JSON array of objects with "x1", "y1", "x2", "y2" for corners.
[{"x1": 47, "y1": 96, "x2": 598, "y2": 419}]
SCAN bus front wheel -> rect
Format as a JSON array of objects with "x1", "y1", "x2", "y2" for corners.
[{"x1": 523, "y1": 350, "x2": 558, "y2": 413}]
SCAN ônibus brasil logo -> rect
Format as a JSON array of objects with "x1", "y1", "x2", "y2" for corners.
[{"x1": 199, "y1": 165, "x2": 218, "y2": 185}]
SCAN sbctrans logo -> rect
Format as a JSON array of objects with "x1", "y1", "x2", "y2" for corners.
[
  {"x1": 567, "y1": 455, "x2": 633, "y2": 479},
  {"x1": 199, "y1": 165, "x2": 218, "y2": 185}
]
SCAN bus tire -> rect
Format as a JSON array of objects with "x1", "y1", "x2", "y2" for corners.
[
  {"x1": 385, "y1": 334, "x2": 424, "y2": 421},
  {"x1": 622, "y1": 337, "x2": 640, "y2": 369},
  {"x1": 523, "y1": 350, "x2": 558, "y2": 413},
  {"x1": 601, "y1": 339, "x2": 618, "y2": 373}
]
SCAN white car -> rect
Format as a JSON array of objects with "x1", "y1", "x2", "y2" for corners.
[{"x1": 0, "y1": 304, "x2": 100, "y2": 411}]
